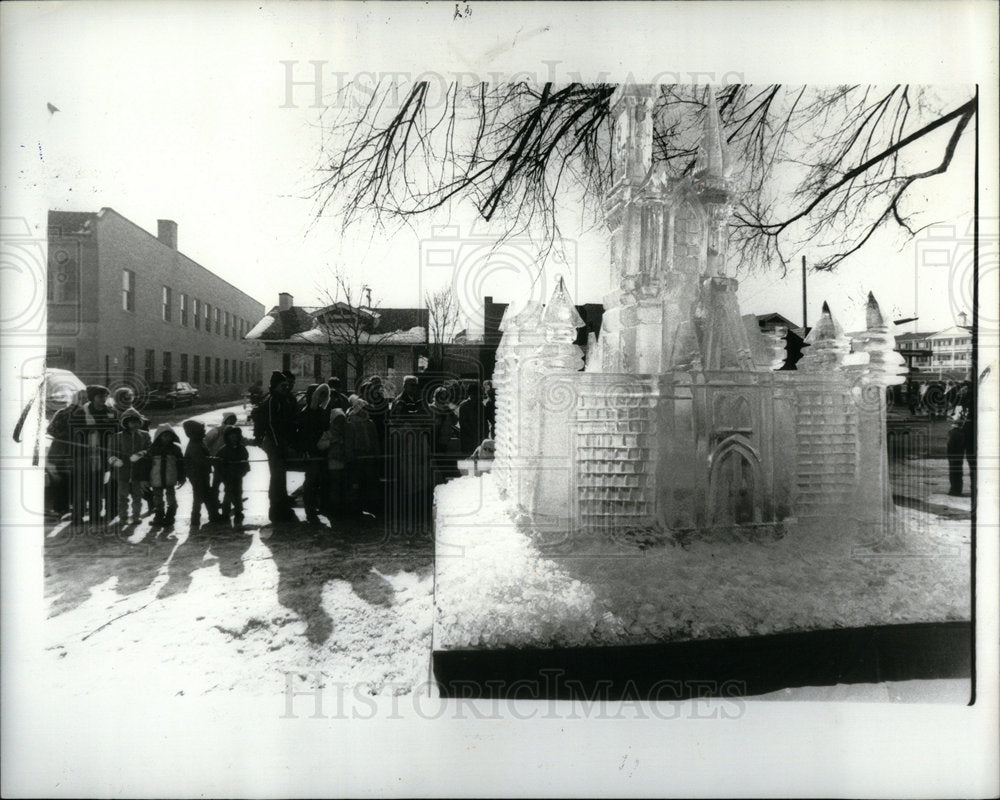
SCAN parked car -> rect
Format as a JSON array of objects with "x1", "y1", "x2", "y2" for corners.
[
  {"x1": 43, "y1": 368, "x2": 87, "y2": 418},
  {"x1": 146, "y1": 381, "x2": 199, "y2": 408}
]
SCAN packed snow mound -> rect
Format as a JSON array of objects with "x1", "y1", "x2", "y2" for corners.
[
  {"x1": 434, "y1": 475, "x2": 625, "y2": 649},
  {"x1": 434, "y1": 475, "x2": 971, "y2": 650}
]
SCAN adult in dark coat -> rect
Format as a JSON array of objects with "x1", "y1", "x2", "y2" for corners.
[
  {"x1": 946, "y1": 384, "x2": 975, "y2": 496},
  {"x1": 68, "y1": 385, "x2": 119, "y2": 526},
  {"x1": 326, "y1": 377, "x2": 351, "y2": 413},
  {"x1": 255, "y1": 370, "x2": 299, "y2": 523},
  {"x1": 46, "y1": 388, "x2": 87, "y2": 517},
  {"x1": 300, "y1": 384, "x2": 332, "y2": 524},
  {"x1": 387, "y1": 376, "x2": 433, "y2": 532},
  {"x1": 458, "y1": 381, "x2": 488, "y2": 457}
]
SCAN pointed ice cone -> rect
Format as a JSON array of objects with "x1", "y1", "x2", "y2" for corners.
[
  {"x1": 541, "y1": 274, "x2": 585, "y2": 330},
  {"x1": 806, "y1": 300, "x2": 842, "y2": 343},
  {"x1": 695, "y1": 88, "x2": 730, "y2": 182},
  {"x1": 865, "y1": 291, "x2": 886, "y2": 329}
]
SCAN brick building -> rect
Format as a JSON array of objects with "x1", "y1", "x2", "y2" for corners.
[{"x1": 47, "y1": 208, "x2": 265, "y2": 401}]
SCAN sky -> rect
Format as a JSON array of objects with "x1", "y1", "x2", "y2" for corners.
[{"x1": 0, "y1": 2, "x2": 988, "y2": 340}]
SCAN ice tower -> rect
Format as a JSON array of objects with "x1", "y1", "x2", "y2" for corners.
[{"x1": 491, "y1": 85, "x2": 906, "y2": 538}]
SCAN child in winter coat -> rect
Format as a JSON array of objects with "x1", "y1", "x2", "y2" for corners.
[
  {"x1": 204, "y1": 412, "x2": 238, "y2": 508},
  {"x1": 108, "y1": 408, "x2": 151, "y2": 523},
  {"x1": 317, "y1": 406, "x2": 348, "y2": 517},
  {"x1": 182, "y1": 419, "x2": 221, "y2": 527},
  {"x1": 214, "y1": 425, "x2": 250, "y2": 524},
  {"x1": 345, "y1": 396, "x2": 379, "y2": 514},
  {"x1": 148, "y1": 424, "x2": 185, "y2": 525}
]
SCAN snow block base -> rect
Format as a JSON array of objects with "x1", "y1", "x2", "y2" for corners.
[{"x1": 432, "y1": 621, "x2": 971, "y2": 700}]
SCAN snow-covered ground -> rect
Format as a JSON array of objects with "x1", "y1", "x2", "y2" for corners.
[
  {"x1": 42, "y1": 405, "x2": 434, "y2": 699},
  {"x1": 434, "y1": 474, "x2": 971, "y2": 650}
]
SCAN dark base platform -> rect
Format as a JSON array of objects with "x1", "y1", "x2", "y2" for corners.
[{"x1": 432, "y1": 621, "x2": 972, "y2": 700}]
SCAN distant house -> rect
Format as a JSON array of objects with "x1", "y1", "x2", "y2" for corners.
[
  {"x1": 894, "y1": 331, "x2": 935, "y2": 370},
  {"x1": 246, "y1": 293, "x2": 428, "y2": 389},
  {"x1": 894, "y1": 316, "x2": 972, "y2": 381}
]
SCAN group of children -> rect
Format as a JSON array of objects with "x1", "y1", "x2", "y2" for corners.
[{"x1": 109, "y1": 408, "x2": 251, "y2": 527}]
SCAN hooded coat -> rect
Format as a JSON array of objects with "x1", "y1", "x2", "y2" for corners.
[
  {"x1": 318, "y1": 407, "x2": 348, "y2": 468},
  {"x1": 205, "y1": 413, "x2": 238, "y2": 455},
  {"x1": 68, "y1": 396, "x2": 120, "y2": 471},
  {"x1": 214, "y1": 426, "x2": 251, "y2": 483},
  {"x1": 182, "y1": 419, "x2": 213, "y2": 484},
  {"x1": 298, "y1": 384, "x2": 332, "y2": 454},
  {"x1": 109, "y1": 408, "x2": 152, "y2": 482},
  {"x1": 149, "y1": 424, "x2": 185, "y2": 488}
]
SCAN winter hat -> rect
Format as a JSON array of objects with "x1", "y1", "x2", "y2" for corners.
[
  {"x1": 281, "y1": 369, "x2": 296, "y2": 386},
  {"x1": 221, "y1": 412, "x2": 238, "y2": 426},
  {"x1": 120, "y1": 407, "x2": 147, "y2": 429},
  {"x1": 269, "y1": 370, "x2": 285, "y2": 390},
  {"x1": 311, "y1": 383, "x2": 331, "y2": 409},
  {"x1": 86, "y1": 384, "x2": 110, "y2": 403},
  {"x1": 182, "y1": 419, "x2": 206, "y2": 440},
  {"x1": 223, "y1": 424, "x2": 243, "y2": 444},
  {"x1": 152, "y1": 422, "x2": 177, "y2": 443}
]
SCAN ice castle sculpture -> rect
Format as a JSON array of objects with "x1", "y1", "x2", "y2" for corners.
[{"x1": 491, "y1": 86, "x2": 907, "y2": 537}]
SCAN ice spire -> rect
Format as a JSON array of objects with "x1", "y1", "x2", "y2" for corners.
[
  {"x1": 853, "y1": 292, "x2": 907, "y2": 387},
  {"x1": 541, "y1": 274, "x2": 585, "y2": 343},
  {"x1": 865, "y1": 291, "x2": 885, "y2": 329},
  {"x1": 798, "y1": 301, "x2": 850, "y2": 371},
  {"x1": 695, "y1": 87, "x2": 730, "y2": 184}
]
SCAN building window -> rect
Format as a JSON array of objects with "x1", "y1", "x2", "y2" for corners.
[
  {"x1": 215, "y1": 358, "x2": 221, "y2": 383},
  {"x1": 282, "y1": 353, "x2": 291, "y2": 372},
  {"x1": 180, "y1": 353, "x2": 189, "y2": 381},
  {"x1": 162, "y1": 351, "x2": 172, "y2": 382},
  {"x1": 215, "y1": 308, "x2": 221, "y2": 335},
  {"x1": 193, "y1": 355, "x2": 201, "y2": 384},
  {"x1": 205, "y1": 302, "x2": 212, "y2": 332},
  {"x1": 386, "y1": 354, "x2": 395, "y2": 369},
  {"x1": 180, "y1": 294, "x2": 189, "y2": 326},
  {"x1": 224, "y1": 359, "x2": 229, "y2": 383},
  {"x1": 162, "y1": 286, "x2": 172, "y2": 322},
  {"x1": 204, "y1": 355, "x2": 211, "y2": 384},
  {"x1": 224, "y1": 311, "x2": 230, "y2": 338},
  {"x1": 122, "y1": 269, "x2": 135, "y2": 312},
  {"x1": 144, "y1": 349, "x2": 155, "y2": 383},
  {"x1": 193, "y1": 298, "x2": 201, "y2": 330},
  {"x1": 123, "y1": 346, "x2": 135, "y2": 375},
  {"x1": 48, "y1": 246, "x2": 80, "y2": 305}
]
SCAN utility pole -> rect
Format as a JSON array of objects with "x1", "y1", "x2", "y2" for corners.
[{"x1": 801, "y1": 255, "x2": 808, "y2": 331}]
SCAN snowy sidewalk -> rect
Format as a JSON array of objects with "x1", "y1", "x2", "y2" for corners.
[{"x1": 43, "y1": 405, "x2": 434, "y2": 699}]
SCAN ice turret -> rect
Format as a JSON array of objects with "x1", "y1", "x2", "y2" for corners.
[
  {"x1": 852, "y1": 292, "x2": 908, "y2": 387},
  {"x1": 798, "y1": 301, "x2": 850, "y2": 371},
  {"x1": 694, "y1": 88, "x2": 731, "y2": 186}
]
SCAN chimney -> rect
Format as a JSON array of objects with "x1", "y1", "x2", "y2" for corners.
[
  {"x1": 278, "y1": 292, "x2": 293, "y2": 312},
  {"x1": 958, "y1": 311, "x2": 969, "y2": 326},
  {"x1": 157, "y1": 219, "x2": 178, "y2": 249}
]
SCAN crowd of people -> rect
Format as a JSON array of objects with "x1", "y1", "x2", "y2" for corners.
[
  {"x1": 44, "y1": 371, "x2": 498, "y2": 533},
  {"x1": 252, "y1": 370, "x2": 495, "y2": 529}
]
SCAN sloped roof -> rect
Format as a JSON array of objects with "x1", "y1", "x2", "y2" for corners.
[{"x1": 246, "y1": 303, "x2": 429, "y2": 344}]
